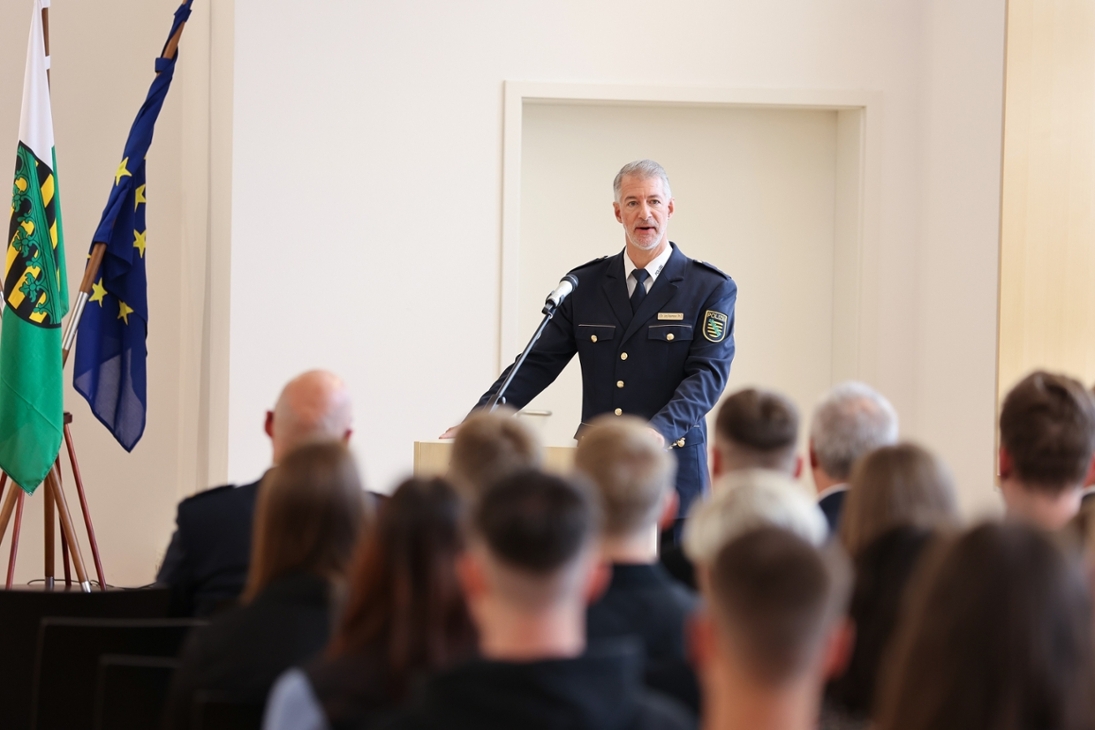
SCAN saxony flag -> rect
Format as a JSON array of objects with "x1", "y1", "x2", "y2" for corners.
[{"x1": 1, "y1": 0, "x2": 69, "y2": 493}]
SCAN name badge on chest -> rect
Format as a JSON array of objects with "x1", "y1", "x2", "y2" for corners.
[{"x1": 657, "y1": 312, "x2": 684, "y2": 321}]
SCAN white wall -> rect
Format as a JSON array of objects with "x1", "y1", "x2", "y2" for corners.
[{"x1": 230, "y1": 0, "x2": 1007, "y2": 517}]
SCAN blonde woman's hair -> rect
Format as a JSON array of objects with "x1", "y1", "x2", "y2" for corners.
[
  {"x1": 839, "y1": 442, "x2": 958, "y2": 559},
  {"x1": 243, "y1": 440, "x2": 370, "y2": 602}
]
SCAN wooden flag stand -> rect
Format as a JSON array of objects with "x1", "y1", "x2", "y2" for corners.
[
  {"x1": 0, "y1": 413, "x2": 104, "y2": 592},
  {"x1": 0, "y1": 6, "x2": 188, "y2": 593}
]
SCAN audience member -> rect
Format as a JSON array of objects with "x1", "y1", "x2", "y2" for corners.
[
  {"x1": 380, "y1": 470, "x2": 695, "y2": 730},
  {"x1": 662, "y1": 388, "x2": 806, "y2": 588},
  {"x1": 682, "y1": 472, "x2": 828, "y2": 591},
  {"x1": 998, "y1": 371, "x2": 1095, "y2": 530},
  {"x1": 164, "y1": 442, "x2": 370, "y2": 729},
  {"x1": 576, "y1": 416, "x2": 700, "y2": 712},
  {"x1": 876, "y1": 522, "x2": 1095, "y2": 730},
  {"x1": 264, "y1": 477, "x2": 476, "y2": 730},
  {"x1": 710, "y1": 388, "x2": 801, "y2": 479},
  {"x1": 822, "y1": 526, "x2": 936, "y2": 730},
  {"x1": 447, "y1": 406, "x2": 543, "y2": 500},
  {"x1": 838, "y1": 443, "x2": 958, "y2": 559},
  {"x1": 809, "y1": 382, "x2": 899, "y2": 533},
  {"x1": 157, "y1": 370, "x2": 353, "y2": 616},
  {"x1": 691, "y1": 527, "x2": 853, "y2": 730}
]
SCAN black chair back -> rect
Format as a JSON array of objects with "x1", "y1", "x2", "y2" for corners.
[
  {"x1": 0, "y1": 587, "x2": 170, "y2": 730},
  {"x1": 30, "y1": 617, "x2": 204, "y2": 730},
  {"x1": 93, "y1": 654, "x2": 179, "y2": 730},
  {"x1": 191, "y1": 693, "x2": 265, "y2": 730}
]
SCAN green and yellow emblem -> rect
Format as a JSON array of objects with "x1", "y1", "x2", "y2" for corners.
[
  {"x1": 7, "y1": 143, "x2": 64, "y2": 328},
  {"x1": 703, "y1": 310, "x2": 728, "y2": 343}
]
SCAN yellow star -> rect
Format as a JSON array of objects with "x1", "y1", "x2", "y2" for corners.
[
  {"x1": 134, "y1": 184, "x2": 147, "y2": 211},
  {"x1": 89, "y1": 278, "x2": 107, "y2": 305},
  {"x1": 117, "y1": 301, "x2": 134, "y2": 325},
  {"x1": 115, "y1": 158, "x2": 132, "y2": 186},
  {"x1": 133, "y1": 229, "x2": 147, "y2": 258}
]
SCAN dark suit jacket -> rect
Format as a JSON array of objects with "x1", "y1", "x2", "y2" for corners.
[
  {"x1": 157, "y1": 477, "x2": 264, "y2": 617},
  {"x1": 162, "y1": 572, "x2": 334, "y2": 730},
  {"x1": 587, "y1": 563, "x2": 701, "y2": 714},
  {"x1": 475, "y1": 243, "x2": 737, "y2": 513},
  {"x1": 818, "y1": 486, "x2": 848, "y2": 536}
]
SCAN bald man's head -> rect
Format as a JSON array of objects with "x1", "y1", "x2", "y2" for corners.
[{"x1": 265, "y1": 370, "x2": 353, "y2": 464}]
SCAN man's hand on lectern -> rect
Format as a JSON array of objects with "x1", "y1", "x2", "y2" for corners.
[{"x1": 440, "y1": 425, "x2": 460, "y2": 440}]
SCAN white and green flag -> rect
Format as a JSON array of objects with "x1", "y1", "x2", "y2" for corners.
[{"x1": 2, "y1": 0, "x2": 69, "y2": 492}]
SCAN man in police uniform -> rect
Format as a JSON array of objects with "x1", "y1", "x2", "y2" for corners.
[{"x1": 446, "y1": 160, "x2": 736, "y2": 521}]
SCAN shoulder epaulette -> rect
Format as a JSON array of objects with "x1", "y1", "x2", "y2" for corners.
[
  {"x1": 569, "y1": 254, "x2": 610, "y2": 273},
  {"x1": 694, "y1": 259, "x2": 731, "y2": 279},
  {"x1": 180, "y1": 483, "x2": 234, "y2": 505}
]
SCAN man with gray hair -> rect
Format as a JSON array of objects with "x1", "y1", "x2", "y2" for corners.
[
  {"x1": 809, "y1": 381, "x2": 899, "y2": 532},
  {"x1": 448, "y1": 160, "x2": 738, "y2": 534},
  {"x1": 158, "y1": 370, "x2": 354, "y2": 616}
]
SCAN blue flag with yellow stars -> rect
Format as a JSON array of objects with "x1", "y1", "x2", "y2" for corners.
[{"x1": 73, "y1": 1, "x2": 192, "y2": 452}]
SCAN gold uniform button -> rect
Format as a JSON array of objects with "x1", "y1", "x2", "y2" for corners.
[
  {"x1": 620, "y1": 352, "x2": 628, "y2": 360},
  {"x1": 666, "y1": 333, "x2": 675, "y2": 341},
  {"x1": 591, "y1": 335, "x2": 598, "y2": 343},
  {"x1": 614, "y1": 408, "x2": 623, "y2": 416},
  {"x1": 616, "y1": 380, "x2": 624, "y2": 388}
]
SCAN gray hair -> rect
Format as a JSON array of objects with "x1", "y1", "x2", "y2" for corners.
[
  {"x1": 683, "y1": 470, "x2": 829, "y2": 565},
  {"x1": 810, "y1": 381, "x2": 899, "y2": 480},
  {"x1": 613, "y1": 159, "x2": 672, "y2": 202}
]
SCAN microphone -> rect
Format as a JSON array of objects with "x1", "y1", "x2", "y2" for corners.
[{"x1": 543, "y1": 273, "x2": 579, "y2": 313}]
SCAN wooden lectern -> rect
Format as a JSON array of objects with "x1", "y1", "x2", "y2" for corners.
[{"x1": 413, "y1": 441, "x2": 575, "y2": 478}]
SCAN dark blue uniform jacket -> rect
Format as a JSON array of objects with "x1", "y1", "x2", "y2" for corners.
[{"x1": 475, "y1": 243, "x2": 736, "y2": 512}]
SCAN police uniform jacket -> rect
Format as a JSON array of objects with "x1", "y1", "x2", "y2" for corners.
[
  {"x1": 475, "y1": 243, "x2": 736, "y2": 506},
  {"x1": 157, "y1": 477, "x2": 264, "y2": 617}
]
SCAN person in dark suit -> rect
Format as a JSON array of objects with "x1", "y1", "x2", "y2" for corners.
[
  {"x1": 162, "y1": 441, "x2": 371, "y2": 730},
  {"x1": 443, "y1": 159, "x2": 736, "y2": 524},
  {"x1": 379, "y1": 470, "x2": 695, "y2": 730},
  {"x1": 808, "y1": 382, "x2": 899, "y2": 535},
  {"x1": 156, "y1": 369, "x2": 354, "y2": 616},
  {"x1": 576, "y1": 415, "x2": 700, "y2": 713}
]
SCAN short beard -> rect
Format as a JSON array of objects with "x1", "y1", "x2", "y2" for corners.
[{"x1": 626, "y1": 228, "x2": 662, "y2": 251}]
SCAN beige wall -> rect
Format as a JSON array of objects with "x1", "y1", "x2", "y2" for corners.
[
  {"x1": 999, "y1": 0, "x2": 1095, "y2": 398},
  {"x1": 0, "y1": 0, "x2": 231, "y2": 586}
]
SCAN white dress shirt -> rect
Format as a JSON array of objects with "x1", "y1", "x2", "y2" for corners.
[{"x1": 623, "y1": 244, "x2": 674, "y2": 296}]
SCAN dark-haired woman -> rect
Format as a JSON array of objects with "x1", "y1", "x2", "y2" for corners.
[
  {"x1": 875, "y1": 522, "x2": 1095, "y2": 730},
  {"x1": 164, "y1": 441, "x2": 371, "y2": 730},
  {"x1": 264, "y1": 477, "x2": 477, "y2": 730}
]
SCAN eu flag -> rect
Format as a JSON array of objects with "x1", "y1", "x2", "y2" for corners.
[{"x1": 73, "y1": 1, "x2": 192, "y2": 452}]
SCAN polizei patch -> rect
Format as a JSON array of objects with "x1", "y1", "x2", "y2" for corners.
[{"x1": 702, "y1": 310, "x2": 728, "y2": 342}]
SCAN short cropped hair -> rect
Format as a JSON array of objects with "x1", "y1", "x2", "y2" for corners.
[
  {"x1": 449, "y1": 408, "x2": 543, "y2": 500},
  {"x1": 470, "y1": 470, "x2": 599, "y2": 576},
  {"x1": 839, "y1": 443, "x2": 959, "y2": 558},
  {"x1": 708, "y1": 527, "x2": 852, "y2": 686},
  {"x1": 999, "y1": 371, "x2": 1095, "y2": 492},
  {"x1": 716, "y1": 388, "x2": 800, "y2": 474},
  {"x1": 574, "y1": 415, "x2": 676, "y2": 538},
  {"x1": 613, "y1": 159, "x2": 672, "y2": 201},
  {"x1": 810, "y1": 382, "x2": 899, "y2": 480},
  {"x1": 684, "y1": 470, "x2": 828, "y2": 566}
]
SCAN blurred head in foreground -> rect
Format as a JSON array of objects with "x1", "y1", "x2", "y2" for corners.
[
  {"x1": 692, "y1": 527, "x2": 852, "y2": 730},
  {"x1": 448, "y1": 407, "x2": 543, "y2": 501},
  {"x1": 876, "y1": 522, "x2": 1095, "y2": 730},
  {"x1": 575, "y1": 415, "x2": 677, "y2": 562}
]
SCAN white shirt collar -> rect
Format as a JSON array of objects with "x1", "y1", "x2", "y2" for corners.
[
  {"x1": 817, "y1": 483, "x2": 849, "y2": 501},
  {"x1": 623, "y1": 243, "x2": 673, "y2": 288}
]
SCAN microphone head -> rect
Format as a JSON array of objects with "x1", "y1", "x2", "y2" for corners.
[{"x1": 563, "y1": 273, "x2": 579, "y2": 288}]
